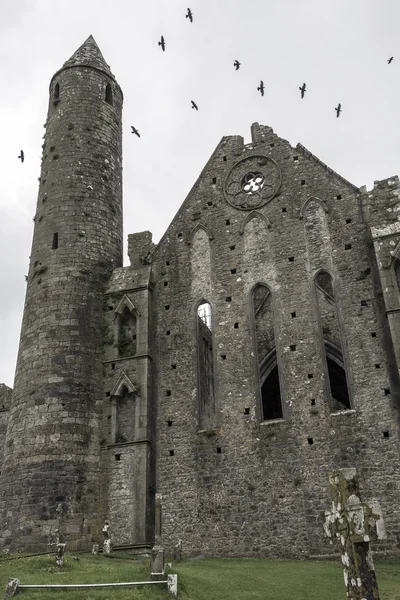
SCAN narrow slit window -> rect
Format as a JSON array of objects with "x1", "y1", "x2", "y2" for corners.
[
  {"x1": 54, "y1": 83, "x2": 60, "y2": 100},
  {"x1": 196, "y1": 301, "x2": 216, "y2": 429},
  {"x1": 52, "y1": 232, "x2": 58, "y2": 249}
]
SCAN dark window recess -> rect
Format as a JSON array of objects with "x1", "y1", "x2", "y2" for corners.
[
  {"x1": 226, "y1": 296, "x2": 232, "y2": 302},
  {"x1": 108, "y1": 306, "x2": 113, "y2": 310},
  {"x1": 165, "y1": 305, "x2": 170, "y2": 311},
  {"x1": 290, "y1": 344, "x2": 296, "y2": 351},
  {"x1": 111, "y1": 363, "x2": 115, "y2": 370},
  {"x1": 169, "y1": 449, "x2": 175, "y2": 456},
  {"x1": 311, "y1": 399, "x2": 316, "y2": 406},
  {"x1": 167, "y1": 420, "x2": 173, "y2": 427},
  {"x1": 166, "y1": 390, "x2": 171, "y2": 396},
  {"x1": 166, "y1": 330, "x2": 171, "y2": 336},
  {"x1": 345, "y1": 244, "x2": 352, "y2": 250},
  {"x1": 308, "y1": 373, "x2": 313, "y2": 379},
  {"x1": 230, "y1": 268, "x2": 237, "y2": 274},
  {"x1": 336, "y1": 194, "x2": 342, "y2": 200},
  {"x1": 115, "y1": 454, "x2": 121, "y2": 461},
  {"x1": 261, "y1": 365, "x2": 283, "y2": 420},
  {"x1": 177, "y1": 232, "x2": 183, "y2": 238},
  {"x1": 244, "y1": 407, "x2": 250, "y2": 415},
  {"x1": 221, "y1": 354, "x2": 226, "y2": 360},
  {"x1": 223, "y1": 156, "x2": 227, "y2": 162},
  {"x1": 212, "y1": 177, "x2": 217, "y2": 184},
  {"x1": 371, "y1": 332, "x2": 377, "y2": 338},
  {"x1": 384, "y1": 388, "x2": 390, "y2": 395},
  {"x1": 216, "y1": 447, "x2": 222, "y2": 454},
  {"x1": 52, "y1": 232, "x2": 58, "y2": 249},
  {"x1": 288, "y1": 256, "x2": 294, "y2": 262},
  {"x1": 307, "y1": 437, "x2": 314, "y2": 445},
  {"x1": 207, "y1": 201, "x2": 213, "y2": 206},
  {"x1": 106, "y1": 392, "x2": 110, "y2": 397},
  {"x1": 105, "y1": 84, "x2": 113, "y2": 105},
  {"x1": 301, "y1": 180, "x2": 306, "y2": 185},
  {"x1": 364, "y1": 267, "x2": 371, "y2": 275},
  {"x1": 291, "y1": 312, "x2": 297, "y2": 318},
  {"x1": 230, "y1": 245, "x2": 236, "y2": 251},
  {"x1": 270, "y1": 143, "x2": 275, "y2": 147},
  {"x1": 361, "y1": 300, "x2": 368, "y2": 307},
  {"x1": 346, "y1": 218, "x2": 352, "y2": 224},
  {"x1": 225, "y1": 219, "x2": 230, "y2": 225},
  {"x1": 327, "y1": 357, "x2": 351, "y2": 410},
  {"x1": 234, "y1": 322, "x2": 239, "y2": 329},
  {"x1": 166, "y1": 260, "x2": 170, "y2": 266},
  {"x1": 383, "y1": 431, "x2": 390, "y2": 438},
  {"x1": 375, "y1": 363, "x2": 381, "y2": 369},
  {"x1": 164, "y1": 281, "x2": 168, "y2": 287},
  {"x1": 293, "y1": 156, "x2": 298, "y2": 162},
  {"x1": 54, "y1": 82, "x2": 60, "y2": 100},
  {"x1": 282, "y1": 207, "x2": 287, "y2": 213},
  {"x1": 171, "y1": 364, "x2": 177, "y2": 370}
]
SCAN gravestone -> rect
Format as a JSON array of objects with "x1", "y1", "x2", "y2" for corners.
[
  {"x1": 92, "y1": 543, "x2": 99, "y2": 555},
  {"x1": 151, "y1": 493, "x2": 165, "y2": 575},
  {"x1": 4, "y1": 579, "x2": 19, "y2": 598},
  {"x1": 324, "y1": 468, "x2": 386, "y2": 600},
  {"x1": 56, "y1": 543, "x2": 66, "y2": 568}
]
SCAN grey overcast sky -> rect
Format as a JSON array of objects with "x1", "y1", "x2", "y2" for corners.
[{"x1": 0, "y1": 0, "x2": 399, "y2": 387}]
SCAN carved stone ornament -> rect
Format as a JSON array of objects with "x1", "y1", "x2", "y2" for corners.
[{"x1": 223, "y1": 155, "x2": 282, "y2": 211}]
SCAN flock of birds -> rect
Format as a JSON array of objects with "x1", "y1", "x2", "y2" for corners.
[{"x1": 16, "y1": 10, "x2": 397, "y2": 153}]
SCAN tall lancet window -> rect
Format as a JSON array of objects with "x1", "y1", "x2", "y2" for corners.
[
  {"x1": 252, "y1": 284, "x2": 283, "y2": 420},
  {"x1": 196, "y1": 300, "x2": 216, "y2": 430},
  {"x1": 315, "y1": 270, "x2": 351, "y2": 411}
]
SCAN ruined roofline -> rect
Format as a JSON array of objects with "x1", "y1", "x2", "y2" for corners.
[{"x1": 296, "y1": 143, "x2": 359, "y2": 192}]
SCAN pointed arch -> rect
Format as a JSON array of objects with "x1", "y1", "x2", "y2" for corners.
[
  {"x1": 251, "y1": 283, "x2": 283, "y2": 421},
  {"x1": 114, "y1": 294, "x2": 140, "y2": 318},
  {"x1": 110, "y1": 371, "x2": 138, "y2": 397},
  {"x1": 300, "y1": 196, "x2": 329, "y2": 219},
  {"x1": 188, "y1": 223, "x2": 214, "y2": 245},
  {"x1": 239, "y1": 210, "x2": 271, "y2": 235}
]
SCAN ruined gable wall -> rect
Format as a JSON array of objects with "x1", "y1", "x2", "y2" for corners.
[{"x1": 150, "y1": 124, "x2": 400, "y2": 558}]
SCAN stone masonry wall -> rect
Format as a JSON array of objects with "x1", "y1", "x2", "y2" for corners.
[
  {"x1": 151, "y1": 123, "x2": 400, "y2": 558},
  {"x1": 0, "y1": 384, "x2": 12, "y2": 475}
]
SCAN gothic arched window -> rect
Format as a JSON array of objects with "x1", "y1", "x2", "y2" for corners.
[
  {"x1": 196, "y1": 300, "x2": 216, "y2": 429},
  {"x1": 252, "y1": 284, "x2": 283, "y2": 421},
  {"x1": 315, "y1": 271, "x2": 351, "y2": 411},
  {"x1": 118, "y1": 306, "x2": 137, "y2": 357}
]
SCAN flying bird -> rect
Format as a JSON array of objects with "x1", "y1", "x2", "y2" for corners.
[
  {"x1": 234, "y1": 60, "x2": 241, "y2": 70},
  {"x1": 131, "y1": 126, "x2": 140, "y2": 138},
  {"x1": 335, "y1": 103, "x2": 342, "y2": 118},
  {"x1": 388, "y1": 56, "x2": 394, "y2": 64},
  {"x1": 191, "y1": 100, "x2": 198, "y2": 110},
  {"x1": 299, "y1": 83, "x2": 306, "y2": 98},
  {"x1": 257, "y1": 81, "x2": 265, "y2": 96},
  {"x1": 186, "y1": 8, "x2": 193, "y2": 22},
  {"x1": 18, "y1": 150, "x2": 24, "y2": 163},
  {"x1": 158, "y1": 36, "x2": 165, "y2": 52}
]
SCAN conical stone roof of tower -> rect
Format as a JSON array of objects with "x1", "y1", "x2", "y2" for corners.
[{"x1": 62, "y1": 35, "x2": 115, "y2": 78}]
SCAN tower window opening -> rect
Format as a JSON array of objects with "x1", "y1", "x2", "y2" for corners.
[
  {"x1": 105, "y1": 84, "x2": 113, "y2": 105},
  {"x1": 196, "y1": 301, "x2": 216, "y2": 429},
  {"x1": 52, "y1": 232, "x2": 58, "y2": 249},
  {"x1": 54, "y1": 83, "x2": 60, "y2": 100},
  {"x1": 327, "y1": 355, "x2": 351, "y2": 411}
]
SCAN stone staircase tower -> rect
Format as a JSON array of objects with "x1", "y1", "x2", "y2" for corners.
[{"x1": 0, "y1": 36, "x2": 123, "y2": 552}]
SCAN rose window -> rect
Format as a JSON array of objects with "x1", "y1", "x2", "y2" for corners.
[
  {"x1": 241, "y1": 172, "x2": 265, "y2": 194},
  {"x1": 223, "y1": 155, "x2": 282, "y2": 211}
]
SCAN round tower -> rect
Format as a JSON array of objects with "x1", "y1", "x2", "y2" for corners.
[{"x1": 0, "y1": 36, "x2": 123, "y2": 552}]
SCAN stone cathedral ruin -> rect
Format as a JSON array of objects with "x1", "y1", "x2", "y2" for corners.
[{"x1": 1, "y1": 36, "x2": 400, "y2": 557}]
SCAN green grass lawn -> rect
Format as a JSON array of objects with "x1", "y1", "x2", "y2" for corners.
[{"x1": 0, "y1": 553, "x2": 399, "y2": 599}]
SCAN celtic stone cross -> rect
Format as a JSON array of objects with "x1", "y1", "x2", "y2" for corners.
[{"x1": 324, "y1": 468, "x2": 386, "y2": 600}]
